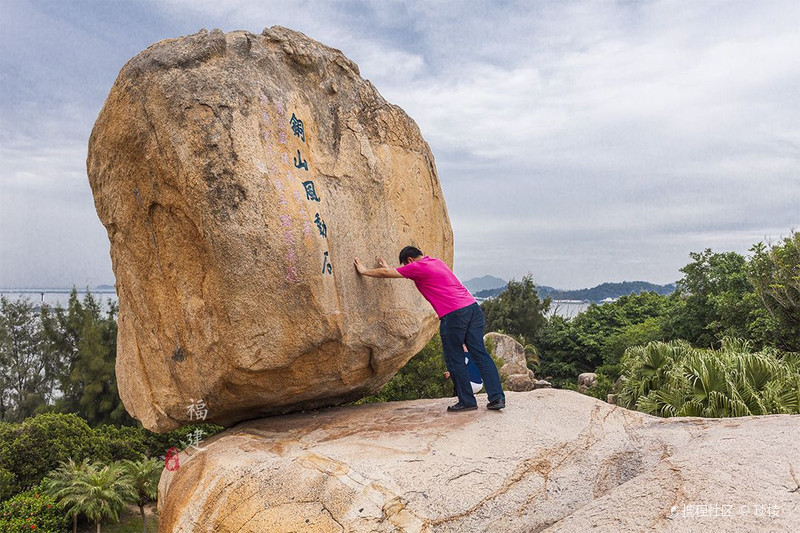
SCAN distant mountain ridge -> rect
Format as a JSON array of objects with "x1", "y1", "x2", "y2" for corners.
[
  {"x1": 473, "y1": 280, "x2": 676, "y2": 301},
  {"x1": 463, "y1": 275, "x2": 507, "y2": 293}
]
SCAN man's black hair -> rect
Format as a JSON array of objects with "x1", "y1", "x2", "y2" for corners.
[{"x1": 399, "y1": 246, "x2": 423, "y2": 265}]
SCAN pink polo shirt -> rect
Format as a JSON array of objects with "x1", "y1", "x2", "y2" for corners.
[{"x1": 396, "y1": 256, "x2": 476, "y2": 318}]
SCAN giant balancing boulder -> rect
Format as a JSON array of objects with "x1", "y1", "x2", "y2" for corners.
[{"x1": 87, "y1": 27, "x2": 452, "y2": 432}]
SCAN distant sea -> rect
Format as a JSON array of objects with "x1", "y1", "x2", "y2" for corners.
[
  {"x1": 548, "y1": 300, "x2": 592, "y2": 319},
  {"x1": 473, "y1": 296, "x2": 592, "y2": 319},
  {"x1": 0, "y1": 288, "x2": 118, "y2": 309}
]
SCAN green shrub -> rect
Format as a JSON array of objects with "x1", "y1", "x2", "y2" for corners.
[
  {"x1": 0, "y1": 466, "x2": 17, "y2": 501},
  {"x1": 0, "y1": 485, "x2": 68, "y2": 532},
  {"x1": 0, "y1": 413, "x2": 97, "y2": 495},
  {"x1": 0, "y1": 410, "x2": 226, "y2": 500},
  {"x1": 484, "y1": 336, "x2": 495, "y2": 357},
  {"x1": 617, "y1": 339, "x2": 800, "y2": 417},
  {"x1": 357, "y1": 334, "x2": 452, "y2": 403},
  {"x1": 95, "y1": 425, "x2": 147, "y2": 462},
  {"x1": 490, "y1": 353, "x2": 507, "y2": 390},
  {"x1": 143, "y1": 424, "x2": 225, "y2": 459}
]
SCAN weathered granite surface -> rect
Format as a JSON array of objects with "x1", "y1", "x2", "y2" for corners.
[{"x1": 158, "y1": 389, "x2": 800, "y2": 532}]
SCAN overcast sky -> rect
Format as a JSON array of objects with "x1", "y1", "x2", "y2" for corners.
[{"x1": 1, "y1": 0, "x2": 798, "y2": 290}]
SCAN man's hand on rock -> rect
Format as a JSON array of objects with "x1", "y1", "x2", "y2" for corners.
[
  {"x1": 354, "y1": 258, "x2": 366, "y2": 275},
  {"x1": 354, "y1": 258, "x2": 404, "y2": 279}
]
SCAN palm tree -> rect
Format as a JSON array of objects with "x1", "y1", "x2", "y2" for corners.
[
  {"x1": 81, "y1": 463, "x2": 136, "y2": 533},
  {"x1": 120, "y1": 458, "x2": 162, "y2": 533},
  {"x1": 46, "y1": 461, "x2": 135, "y2": 533},
  {"x1": 42, "y1": 458, "x2": 92, "y2": 533}
]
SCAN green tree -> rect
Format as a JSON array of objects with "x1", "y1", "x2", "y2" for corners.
[
  {"x1": 481, "y1": 274, "x2": 550, "y2": 345},
  {"x1": 600, "y1": 316, "x2": 667, "y2": 371},
  {"x1": 0, "y1": 427, "x2": 16, "y2": 499},
  {"x1": 536, "y1": 292, "x2": 677, "y2": 386},
  {"x1": 39, "y1": 290, "x2": 84, "y2": 408},
  {"x1": 0, "y1": 468, "x2": 14, "y2": 500},
  {"x1": 749, "y1": 231, "x2": 800, "y2": 351},
  {"x1": 42, "y1": 289, "x2": 131, "y2": 426},
  {"x1": 671, "y1": 249, "x2": 768, "y2": 348},
  {"x1": 120, "y1": 458, "x2": 161, "y2": 533},
  {"x1": 72, "y1": 304, "x2": 123, "y2": 426},
  {"x1": 534, "y1": 315, "x2": 583, "y2": 386},
  {"x1": 0, "y1": 297, "x2": 59, "y2": 422}
]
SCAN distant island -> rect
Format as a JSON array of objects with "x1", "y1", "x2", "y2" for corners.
[{"x1": 472, "y1": 280, "x2": 676, "y2": 302}]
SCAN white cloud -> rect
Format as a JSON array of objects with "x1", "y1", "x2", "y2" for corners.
[{"x1": 1, "y1": 0, "x2": 798, "y2": 288}]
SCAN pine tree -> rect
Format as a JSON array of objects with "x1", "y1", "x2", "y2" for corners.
[{"x1": 42, "y1": 289, "x2": 131, "y2": 426}]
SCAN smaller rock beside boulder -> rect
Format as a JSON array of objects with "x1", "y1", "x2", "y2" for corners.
[
  {"x1": 577, "y1": 372, "x2": 597, "y2": 392},
  {"x1": 484, "y1": 332, "x2": 536, "y2": 391},
  {"x1": 534, "y1": 379, "x2": 552, "y2": 389},
  {"x1": 607, "y1": 376, "x2": 627, "y2": 404}
]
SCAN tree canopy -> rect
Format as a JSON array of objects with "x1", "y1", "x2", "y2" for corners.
[
  {"x1": 749, "y1": 231, "x2": 800, "y2": 351},
  {"x1": 481, "y1": 274, "x2": 550, "y2": 345},
  {"x1": 1, "y1": 289, "x2": 132, "y2": 426}
]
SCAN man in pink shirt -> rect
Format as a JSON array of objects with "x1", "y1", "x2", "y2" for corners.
[{"x1": 354, "y1": 246, "x2": 506, "y2": 412}]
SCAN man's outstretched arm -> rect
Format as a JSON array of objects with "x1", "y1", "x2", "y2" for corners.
[{"x1": 354, "y1": 258, "x2": 404, "y2": 278}]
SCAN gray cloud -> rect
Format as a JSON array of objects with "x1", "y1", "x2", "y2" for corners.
[{"x1": 1, "y1": 0, "x2": 798, "y2": 289}]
